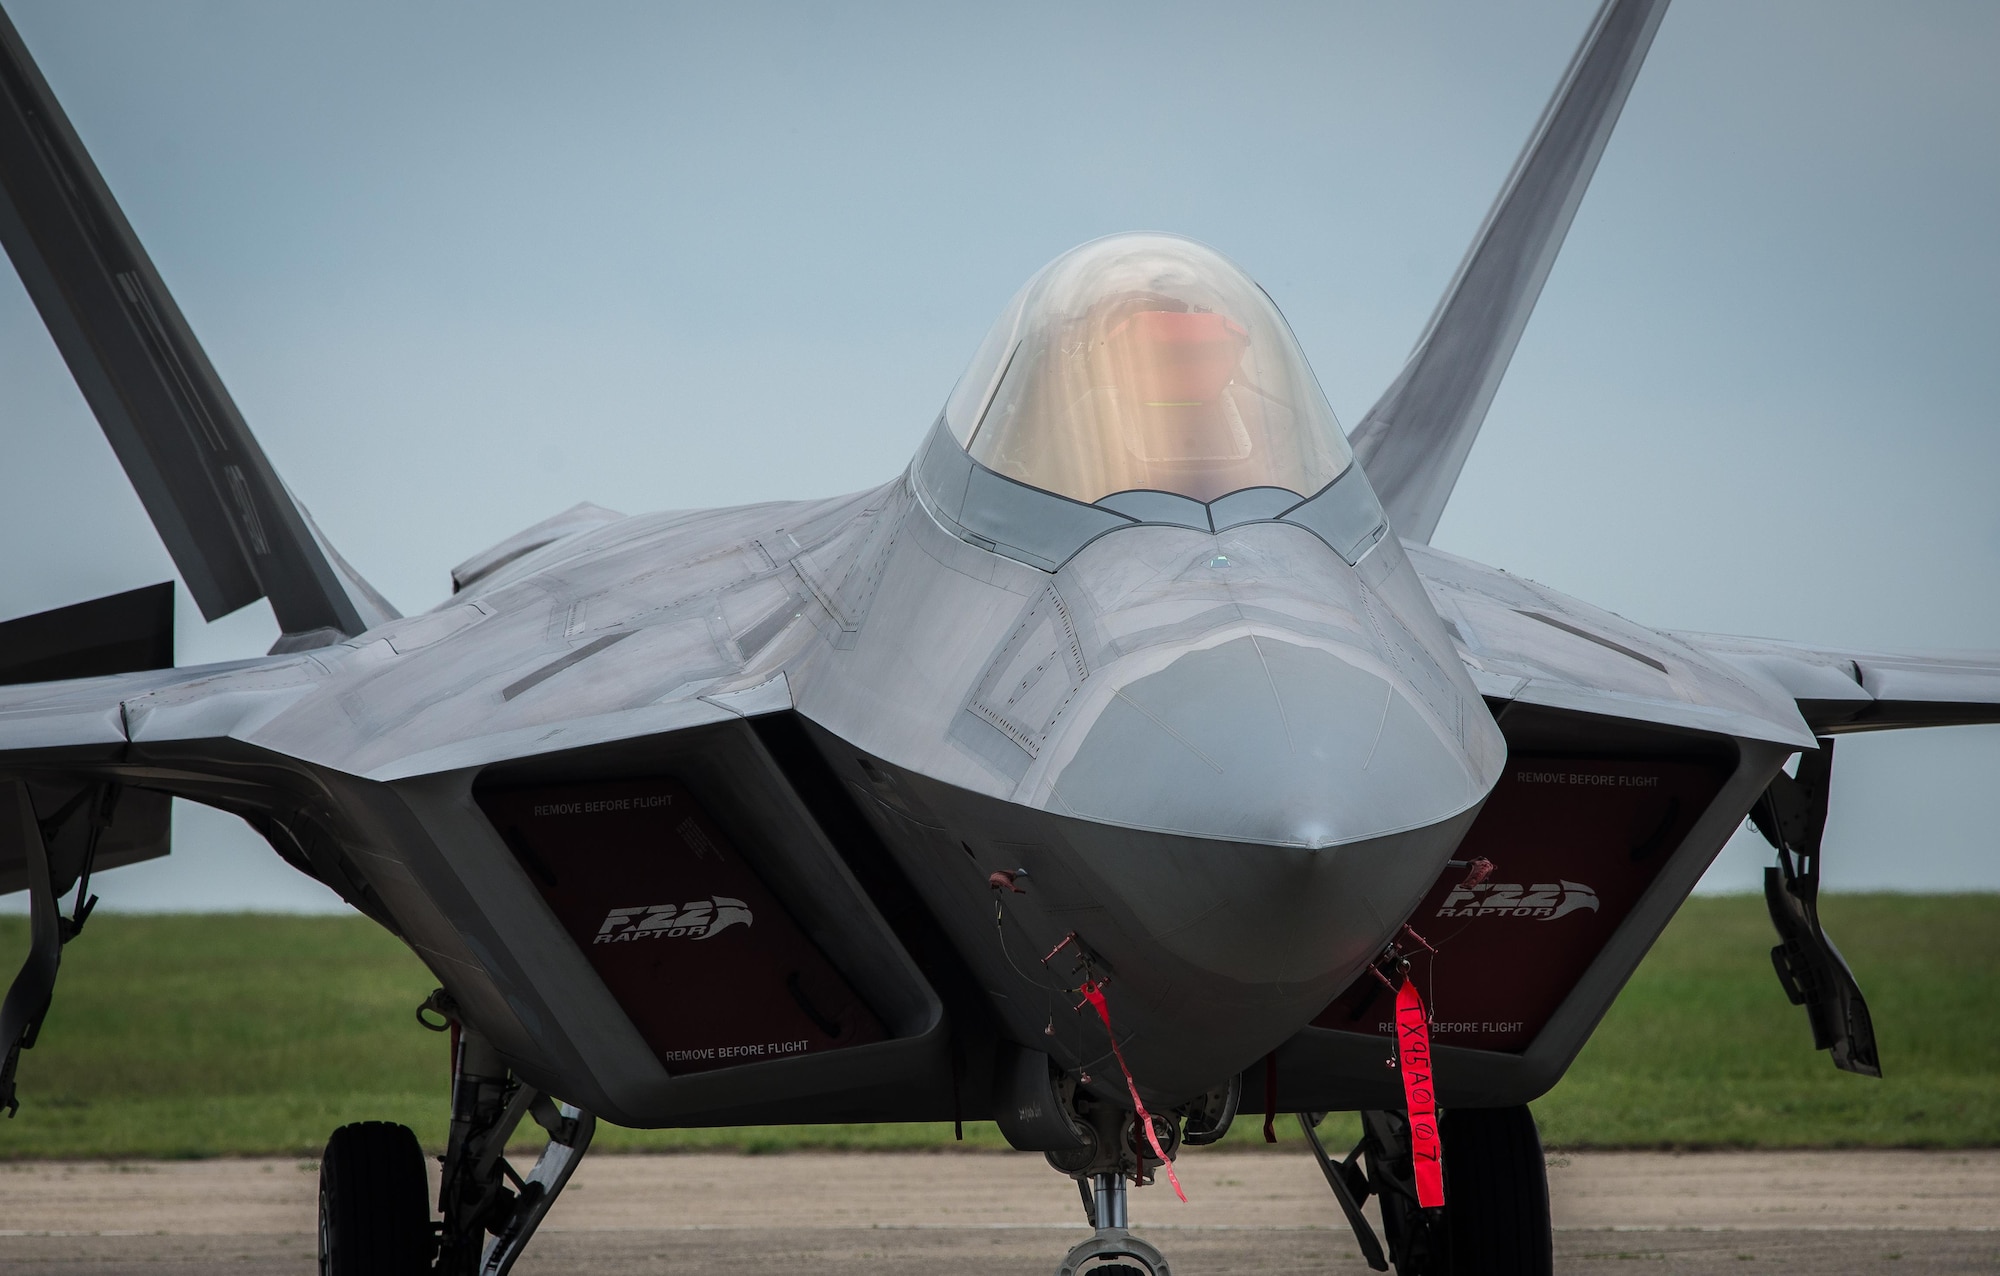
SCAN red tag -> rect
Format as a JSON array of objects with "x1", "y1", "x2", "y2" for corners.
[
  {"x1": 1395, "y1": 978, "x2": 1445, "y2": 1209},
  {"x1": 1080, "y1": 981, "x2": 1187, "y2": 1203}
]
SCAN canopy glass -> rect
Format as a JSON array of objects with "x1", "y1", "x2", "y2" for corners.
[{"x1": 944, "y1": 235, "x2": 1352, "y2": 505}]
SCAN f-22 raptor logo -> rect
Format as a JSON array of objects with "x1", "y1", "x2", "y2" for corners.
[
  {"x1": 1436, "y1": 881, "x2": 1599, "y2": 921},
  {"x1": 594, "y1": 896, "x2": 753, "y2": 943}
]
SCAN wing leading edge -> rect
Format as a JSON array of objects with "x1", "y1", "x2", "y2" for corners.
[{"x1": 1674, "y1": 633, "x2": 2000, "y2": 736}]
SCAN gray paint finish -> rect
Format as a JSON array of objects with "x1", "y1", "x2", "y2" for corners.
[
  {"x1": 1050, "y1": 636, "x2": 1470, "y2": 847},
  {"x1": 2, "y1": 425, "x2": 1993, "y2": 1119},
  {"x1": 5, "y1": 0, "x2": 2000, "y2": 1154}
]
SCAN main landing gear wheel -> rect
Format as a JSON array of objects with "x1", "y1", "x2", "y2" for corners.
[
  {"x1": 1355, "y1": 1104, "x2": 1551, "y2": 1275},
  {"x1": 318, "y1": 1121, "x2": 434, "y2": 1276},
  {"x1": 1435, "y1": 1105, "x2": 1552, "y2": 1276}
]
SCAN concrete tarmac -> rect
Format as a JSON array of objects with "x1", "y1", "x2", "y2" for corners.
[{"x1": 1, "y1": 1149, "x2": 1995, "y2": 1273}]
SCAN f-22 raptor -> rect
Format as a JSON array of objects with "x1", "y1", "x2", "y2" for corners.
[{"x1": 3, "y1": 2, "x2": 1995, "y2": 1273}]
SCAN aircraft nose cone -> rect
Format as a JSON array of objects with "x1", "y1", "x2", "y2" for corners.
[{"x1": 1044, "y1": 634, "x2": 1483, "y2": 848}]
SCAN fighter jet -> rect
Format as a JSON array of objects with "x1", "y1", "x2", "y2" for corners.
[{"x1": 3, "y1": 1, "x2": 1995, "y2": 1273}]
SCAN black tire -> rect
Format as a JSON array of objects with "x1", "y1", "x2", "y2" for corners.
[
  {"x1": 318, "y1": 1121, "x2": 434, "y2": 1276},
  {"x1": 1437, "y1": 1105, "x2": 1553, "y2": 1276}
]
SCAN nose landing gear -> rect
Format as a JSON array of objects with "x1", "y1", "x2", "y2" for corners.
[
  {"x1": 1056, "y1": 1171, "x2": 1173, "y2": 1276},
  {"x1": 1045, "y1": 1096, "x2": 1184, "y2": 1276}
]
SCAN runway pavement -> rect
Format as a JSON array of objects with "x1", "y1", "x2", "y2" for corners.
[{"x1": 1, "y1": 1148, "x2": 1994, "y2": 1273}]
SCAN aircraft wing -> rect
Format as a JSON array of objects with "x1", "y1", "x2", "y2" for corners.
[
  {"x1": 1667, "y1": 632, "x2": 2000, "y2": 736},
  {"x1": 0, "y1": 661, "x2": 243, "y2": 897},
  {"x1": 1406, "y1": 542, "x2": 1817, "y2": 749},
  {"x1": 1409, "y1": 542, "x2": 2000, "y2": 744}
]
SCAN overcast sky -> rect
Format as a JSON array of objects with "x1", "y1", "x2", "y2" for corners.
[{"x1": 2, "y1": 0, "x2": 1995, "y2": 912}]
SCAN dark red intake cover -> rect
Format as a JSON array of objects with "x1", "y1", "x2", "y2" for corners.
[
  {"x1": 1316, "y1": 755, "x2": 1729, "y2": 1052},
  {"x1": 479, "y1": 776, "x2": 884, "y2": 1074}
]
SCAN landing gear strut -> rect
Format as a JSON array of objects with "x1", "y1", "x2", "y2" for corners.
[
  {"x1": 1057, "y1": 1171, "x2": 1172, "y2": 1276},
  {"x1": 1304, "y1": 1105, "x2": 1552, "y2": 1276},
  {"x1": 1045, "y1": 1095, "x2": 1181, "y2": 1276},
  {"x1": 314, "y1": 994, "x2": 595, "y2": 1276},
  {"x1": 434, "y1": 1010, "x2": 596, "y2": 1275}
]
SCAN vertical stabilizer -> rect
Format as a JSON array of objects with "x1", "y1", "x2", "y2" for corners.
[
  {"x1": 1348, "y1": 0, "x2": 1671, "y2": 544},
  {"x1": 0, "y1": 5, "x2": 395, "y2": 644}
]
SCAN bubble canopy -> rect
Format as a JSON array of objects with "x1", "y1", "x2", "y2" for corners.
[{"x1": 946, "y1": 235, "x2": 1352, "y2": 506}]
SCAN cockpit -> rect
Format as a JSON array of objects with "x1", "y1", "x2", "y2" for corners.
[
  {"x1": 917, "y1": 234, "x2": 1386, "y2": 571},
  {"x1": 946, "y1": 234, "x2": 1353, "y2": 504}
]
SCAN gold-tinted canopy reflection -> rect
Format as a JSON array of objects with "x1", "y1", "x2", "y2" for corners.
[{"x1": 947, "y1": 235, "x2": 1351, "y2": 505}]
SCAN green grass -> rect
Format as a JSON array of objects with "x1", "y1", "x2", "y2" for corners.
[
  {"x1": 0, "y1": 895, "x2": 1992, "y2": 1158},
  {"x1": 0, "y1": 914, "x2": 445, "y2": 1159},
  {"x1": 1532, "y1": 893, "x2": 2000, "y2": 1148}
]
